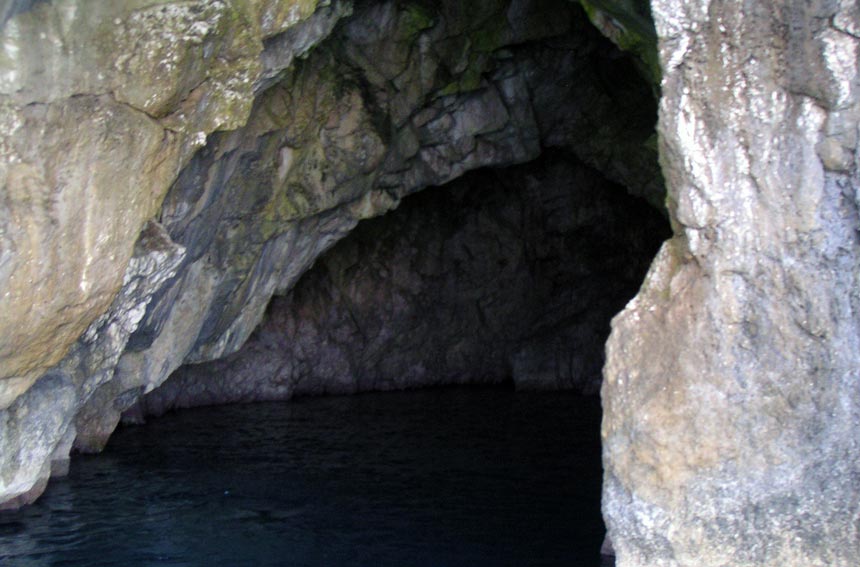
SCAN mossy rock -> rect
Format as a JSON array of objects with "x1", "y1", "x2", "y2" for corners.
[
  {"x1": 396, "y1": 2, "x2": 437, "y2": 41},
  {"x1": 437, "y1": 52, "x2": 488, "y2": 96},
  {"x1": 577, "y1": 0, "x2": 661, "y2": 90}
]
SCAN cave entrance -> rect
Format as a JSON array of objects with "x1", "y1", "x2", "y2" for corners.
[
  {"x1": 130, "y1": 149, "x2": 668, "y2": 565},
  {"x1": 0, "y1": 0, "x2": 671, "y2": 563},
  {"x1": 146, "y1": 149, "x2": 668, "y2": 404},
  {"x1": 125, "y1": 0, "x2": 669, "y2": 561}
]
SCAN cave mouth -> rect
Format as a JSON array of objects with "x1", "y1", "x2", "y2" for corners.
[
  {"x1": 139, "y1": 148, "x2": 668, "y2": 411},
  {"x1": 105, "y1": 148, "x2": 667, "y2": 564},
  {"x1": 0, "y1": 148, "x2": 667, "y2": 566},
  {"x1": 0, "y1": 0, "x2": 670, "y2": 562}
]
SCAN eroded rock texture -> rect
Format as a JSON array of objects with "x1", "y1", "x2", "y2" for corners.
[
  {"x1": 136, "y1": 153, "x2": 667, "y2": 413},
  {"x1": 0, "y1": 0, "x2": 661, "y2": 508},
  {"x1": 0, "y1": 0, "x2": 346, "y2": 506},
  {"x1": 602, "y1": 1, "x2": 860, "y2": 566},
  {"x1": 3, "y1": 0, "x2": 855, "y2": 564}
]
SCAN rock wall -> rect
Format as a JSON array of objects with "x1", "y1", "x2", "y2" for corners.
[
  {"x1": 0, "y1": 0, "x2": 661, "y2": 507},
  {"x1": 135, "y1": 152, "x2": 667, "y2": 414},
  {"x1": 0, "y1": 0, "x2": 348, "y2": 507},
  {"x1": 4, "y1": 1, "x2": 855, "y2": 565},
  {"x1": 602, "y1": 0, "x2": 860, "y2": 566}
]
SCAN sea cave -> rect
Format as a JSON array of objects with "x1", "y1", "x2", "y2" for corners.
[{"x1": 0, "y1": 0, "x2": 858, "y2": 566}]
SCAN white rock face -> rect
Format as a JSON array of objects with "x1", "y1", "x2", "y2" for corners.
[
  {"x1": 0, "y1": 0, "x2": 346, "y2": 507},
  {"x1": 603, "y1": 1, "x2": 860, "y2": 565}
]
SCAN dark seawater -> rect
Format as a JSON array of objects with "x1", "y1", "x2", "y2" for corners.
[{"x1": 0, "y1": 387, "x2": 609, "y2": 566}]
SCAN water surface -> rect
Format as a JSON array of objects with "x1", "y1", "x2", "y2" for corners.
[{"x1": 0, "y1": 387, "x2": 607, "y2": 566}]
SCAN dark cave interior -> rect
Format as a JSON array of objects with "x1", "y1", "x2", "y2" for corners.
[
  {"x1": 0, "y1": 1, "x2": 670, "y2": 565},
  {"x1": 139, "y1": 149, "x2": 669, "y2": 412},
  {"x1": 123, "y1": 3, "x2": 669, "y2": 564}
]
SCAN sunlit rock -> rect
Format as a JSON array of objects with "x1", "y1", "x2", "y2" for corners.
[{"x1": 602, "y1": 0, "x2": 860, "y2": 565}]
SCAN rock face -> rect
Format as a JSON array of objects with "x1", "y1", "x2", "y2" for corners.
[
  {"x1": 0, "y1": 0, "x2": 661, "y2": 507},
  {"x1": 602, "y1": 1, "x2": 860, "y2": 566},
  {"x1": 136, "y1": 153, "x2": 667, "y2": 414},
  {"x1": 1, "y1": 0, "x2": 856, "y2": 566},
  {"x1": 0, "y1": 0, "x2": 351, "y2": 507}
]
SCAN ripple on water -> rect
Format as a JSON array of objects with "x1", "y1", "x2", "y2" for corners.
[{"x1": 0, "y1": 387, "x2": 606, "y2": 566}]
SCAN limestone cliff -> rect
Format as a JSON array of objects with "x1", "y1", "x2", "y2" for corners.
[
  {"x1": 602, "y1": 0, "x2": 860, "y2": 565},
  {"x1": 0, "y1": 0, "x2": 661, "y2": 508},
  {"x1": 0, "y1": 1, "x2": 857, "y2": 566},
  {"x1": 0, "y1": 0, "x2": 354, "y2": 508}
]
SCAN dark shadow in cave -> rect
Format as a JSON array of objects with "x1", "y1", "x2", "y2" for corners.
[{"x1": 140, "y1": 150, "x2": 669, "y2": 410}]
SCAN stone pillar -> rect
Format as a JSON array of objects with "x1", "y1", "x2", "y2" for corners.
[{"x1": 602, "y1": 1, "x2": 860, "y2": 565}]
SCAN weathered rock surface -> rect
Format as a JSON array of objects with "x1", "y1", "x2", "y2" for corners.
[
  {"x1": 136, "y1": 153, "x2": 667, "y2": 413},
  {"x1": 0, "y1": 0, "x2": 661, "y2": 507},
  {"x1": 0, "y1": 0, "x2": 353, "y2": 505},
  {"x1": 0, "y1": 0, "x2": 306, "y2": 402},
  {"x1": 602, "y1": 0, "x2": 860, "y2": 566},
  {"x1": 75, "y1": 1, "x2": 659, "y2": 448},
  {"x1": 0, "y1": 220, "x2": 184, "y2": 506},
  {"x1": 0, "y1": 0, "x2": 857, "y2": 564}
]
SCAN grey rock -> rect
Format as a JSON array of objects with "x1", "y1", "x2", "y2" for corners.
[
  {"x1": 68, "y1": 221, "x2": 186, "y2": 454},
  {"x1": 258, "y1": 0, "x2": 355, "y2": 89},
  {"x1": 0, "y1": 372, "x2": 75, "y2": 509},
  {"x1": 0, "y1": 221, "x2": 184, "y2": 501},
  {"x1": 602, "y1": 0, "x2": 860, "y2": 565},
  {"x1": 0, "y1": 0, "x2": 662, "y2": 510}
]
